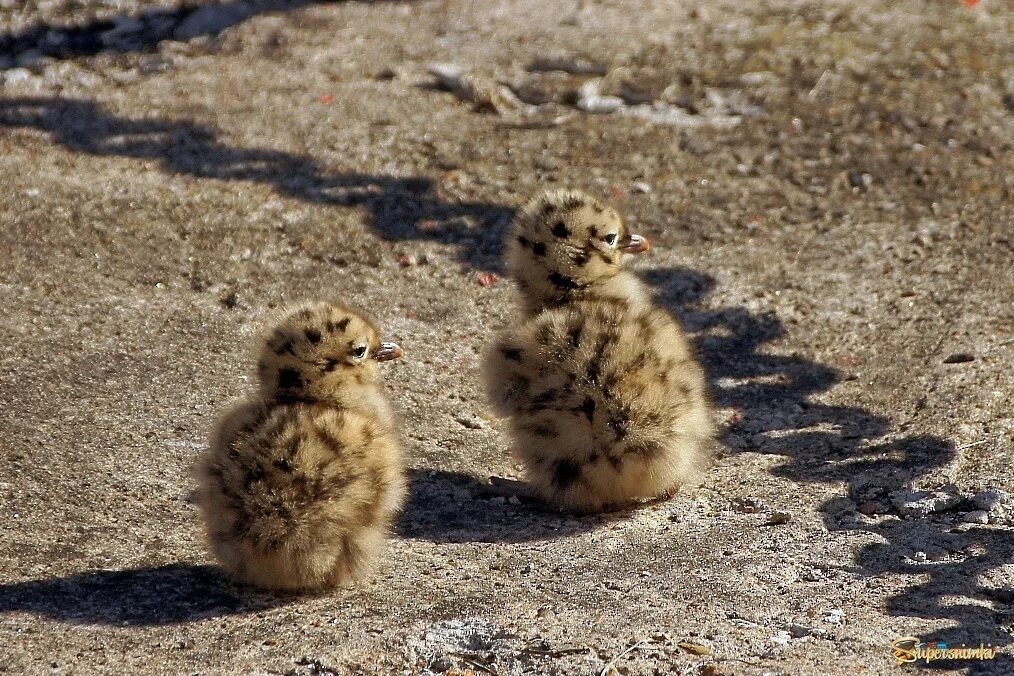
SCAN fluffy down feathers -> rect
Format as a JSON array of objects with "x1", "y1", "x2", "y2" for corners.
[
  {"x1": 195, "y1": 302, "x2": 405, "y2": 590},
  {"x1": 485, "y1": 298, "x2": 713, "y2": 512}
]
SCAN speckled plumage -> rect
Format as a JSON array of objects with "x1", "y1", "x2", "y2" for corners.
[
  {"x1": 486, "y1": 189, "x2": 714, "y2": 512},
  {"x1": 506, "y1": 188, "x2": 652, "y2": 317},
  {"x1": 195, "y1": 302, "x2": 406, "y2": 591}
]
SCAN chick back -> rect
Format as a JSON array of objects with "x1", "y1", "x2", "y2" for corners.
[
  {"x1": 196, "y1": 401, "x2": 405, "y2": 590},
  {"x1": 485, "y1": 299, "x2": 713, "y2": 512}
]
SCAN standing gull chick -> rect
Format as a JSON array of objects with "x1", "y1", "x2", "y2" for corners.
[
  {"x1": 195, "y1": 302, "x2": 406, "y2": 591},
  {"x1": 484, "y1": 189, "x2": 713, "y2": 512}
]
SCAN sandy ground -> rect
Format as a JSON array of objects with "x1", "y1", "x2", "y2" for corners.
[{"x1": 1, "y1": 0, "x2": 1012, "y2": 674}]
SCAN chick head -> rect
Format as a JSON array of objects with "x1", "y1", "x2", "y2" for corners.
[
  {"x1": 507, "y1": 189, "x2": 649, "y2": 307},
  {"x1": 256, "y1": 302, "x2": 403, "y2": 402}
]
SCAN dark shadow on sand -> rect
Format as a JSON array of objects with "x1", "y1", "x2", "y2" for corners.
[
  {"x1": 0, "y1": 97, "x2": 514, "y2": 270},
  {"x1": 0, "y1": 563, "x2": 283, "y2": 626},
  {"x1": 396, "y1": 468, "x2": 606, "y2": 544},
  {"x1": 0, "y1": 1, "x2": 397, "y2": 67},
  {"x1": 645, "y1": 265, "x2": 1011, "y2": 672}
]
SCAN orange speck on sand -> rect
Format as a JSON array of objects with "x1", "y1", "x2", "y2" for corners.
[
  {"x1": 963, "y1": 0, "x2": 979, "y2": 6},
  {"x1": 478, "y1": 273, "x2": 499, "y2": 287},
  {"x1": 320, "y1": 94, "x2": 334, "y2": 105}
]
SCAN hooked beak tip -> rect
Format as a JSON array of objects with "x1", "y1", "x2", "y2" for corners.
[
  {"x1": 375, "y1": 341, "x2": 405, "y2": 362},
  {"x1": 621, "y1": 234, "x2": 651, "y2": 254}
]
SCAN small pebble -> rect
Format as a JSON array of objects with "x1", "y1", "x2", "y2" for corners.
[
  {"x1": 398, "y1": 254, "x2": 417, "y2": 267},
  {"x1": 848, "y1": 170, "x2": 872, "y2": 190},
  {"x1": 800, "y1": 568, "x2": 825, "y2": 582},
  {"x1": 507, "y1": 495, "x2": 521, "y2": 505},
  {"x1": 943, "y1": 353, "x2": 975, "y2": 364},
  {"x1": 823, "y1": 609, "x2": 844, "y2": 625},
  {"x1": 912, "y1": 551, "x2": 928, "y2": 562},
  {"x1": 889, "y1": 489, "x2": 961, "y2": 517},
  {"x1": 788, "y1": 623, "x2": 814, "y2": 638},
  {"x1": 429, "y1": 655, "x2": 454, "y2": 672},
  {"x1": 857, "y1": 501, "x2": 883, "y2": 515},
  {"x1": 972, "y1": 489, "x2": 1008, "y2": 511},
  {"x1": 963, "y1": 510, "x2": 990, "y2": 524},
  {"x1": 631, "y1": 181, "x2": 652, "y2": 194},
  {"x1": 537, "y1": 607, "x2": 556, "y2": 621},
  {"x1": 733, "y1": 497, "x2": 768, "y2": 514},
  {"x1": 454, "y1": 414, "x2": 486, "y2": 430},
  {"x1": 765, "y1": 511, "x2": 791, "y2": 525},
  {"x1": 769, "y1": 630, "x2": 792, "y2": 646}
]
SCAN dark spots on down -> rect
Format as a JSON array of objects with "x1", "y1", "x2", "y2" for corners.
[
  {"x1": 541, "y1": 201, "x2": 556, "y2": 216},
  {"x1": 607, "y1": 454, "x2": 623, "y2": 469},
  {"x1": 243, "y1": 465, "x2": 266, "y2": 488},
  {"x1": 551, "y1": 221, "x2": 570, "y2": 238},
  {"x1": 523, "y1": 420, "x2": 557, "y2": 437},
  {"x1": 316, "y1": 426, "x2": 346, "y2": 455},
  {"x1": 552, "y1": 459, "x2": 581, "y2": 489},
  {"x1": 568, "y1": 322, "x2": 583, "y2": 347},
  {"x1": 305, "y1": 328, "x2": 322, "y2": 344},
  {"x1": 561, "y1": 195, "x2": 585, "y2": 210},
  {"x1": 278, "y1": 368, "x2": 303, "y2": 389},
  {"x1": 592, "y1": 203, "x2": 605, "y2": 214},
  {"x1": 530, "y1": 388, "x2": 559, "y2": 407},
  {"x1": 573, "y1": 252, "x2": 590, "y2": 266},
  {"x1": 323, "y1": 359, "x2": 340, "y2": 372},
  {"x1": 549, "y1": 271, "x2": 579, "y2": 289},
  {"x1": 532, "y1": 241, "x2": 547, "y2": 257},
  {"x1": 274, "y1": 340, "x2": 296, "y2": 356},
  {"x1": 536, "y1": 324, "x2": 554, "y2": 345},
  {"x1": 272, "y1": 457, "x2": 294, "y2": 472},
  {"x1": 627, "y1": 440, "x2": 662, "y2": 458},
  {"x1": 327, "y1": 317, "x2": 351, "y2": 333},
  {"x1": 518, "y1": 235, "x2": 534, "y2": 249},
  {"x1": 501, "y1": 346, "x2": 523, "y2": 362},
  {"x1": 580, "y1": 396, "x2": 596, "y2": 421},
  {"x1": 608, "y1": 416, "x2": 630, "y2": 440},
  {"x1": 628, "y1": 352, "x2": 648, "y2": 372},
  {"x1": 588, "y1": 452, "x2": 600, "y2": 463}
]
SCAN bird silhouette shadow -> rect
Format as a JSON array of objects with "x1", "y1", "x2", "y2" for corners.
[
  {"x1": 0, "y1": 563, "x2": 284, "y2": 626},
  {"x1": 644, "y1": 265, "x2": 1011, "y2": 667},
  {"x1": 0, "y1": 0, "x2": 387, "y2": 67},
  {"x1": 396, "y1": 468, "x2": 611, "y2": 544},
  {"x1": 0, "y1": 96, "x2": 514, "y2": 271}
]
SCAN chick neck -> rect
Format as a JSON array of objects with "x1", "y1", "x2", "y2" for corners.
[{"x1": 518, "y1": 267, "x2": 650, "y2": 317}]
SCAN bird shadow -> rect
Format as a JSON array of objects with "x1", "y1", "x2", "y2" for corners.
[
  {"x1": 644, "y1": 265, "x2": 1012, "y2": 668},
  {"x1": 0, "y1": 96, "x2": 514, "y2": 270},
  {"x1": 396, "y1": 468, "x2": 607, "y2": 544},
  {"x1": 0, "y1": 563, "x2": 284, "y2": 626},
  {"x1": 0, "y1": 0, "x2": 392, "y2": 67}
]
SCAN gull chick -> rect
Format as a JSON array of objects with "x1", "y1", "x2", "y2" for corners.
[
  {"x1": 485, "y1": 189, "x2": 713, "y2": 512},
  {"x1": 195, "y1": 302, "x2": 406, "y2": 591}
]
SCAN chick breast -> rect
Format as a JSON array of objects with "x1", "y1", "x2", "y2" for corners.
[
  {"x1": 196, "y1": 400, "x2": 405, "y2": 591},
  {"x1": 484, "y1": 299, "x2": 713, "y2": 512}
]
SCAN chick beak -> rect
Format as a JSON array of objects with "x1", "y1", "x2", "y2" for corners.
[
  {"x1": 620, "y1": 233, "x2": 651, "y2": 254},
  {"x1": 375, "y1": 341, "x2": 405, "y2": 362}
]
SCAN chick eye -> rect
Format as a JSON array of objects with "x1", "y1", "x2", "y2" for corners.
[
  {"x1": 603, "y1": 233, "x2": 618, "y2": 246},
  {"x1": 351, "y1": 345, "x2": 368, "y2": 360}
]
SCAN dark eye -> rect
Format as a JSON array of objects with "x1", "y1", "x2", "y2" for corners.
[
  {"x1": 351, "y1": 345, "x2": 368, "y2": 360},
  {"x1": 604, "y1": 233, "x2": 617, "y2": 246}
]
